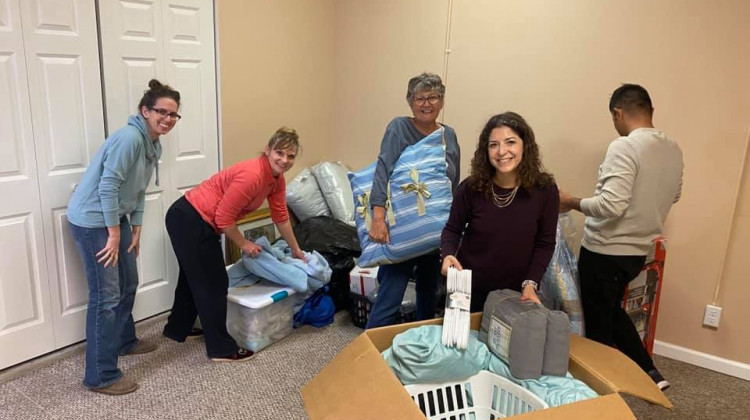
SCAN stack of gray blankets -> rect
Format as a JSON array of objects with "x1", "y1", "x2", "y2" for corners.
[{"x1": 479, "y1": 289, "x2": 570, "y2": 380}]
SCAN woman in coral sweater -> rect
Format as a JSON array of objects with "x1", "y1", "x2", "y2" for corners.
[{"x1": 162, "y1": 127, "x2": 305, "y2": 362}]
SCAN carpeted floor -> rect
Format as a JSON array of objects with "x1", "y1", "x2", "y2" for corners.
[{"x1": 1, "y1": 311, "x2": 748, "y2": 420}]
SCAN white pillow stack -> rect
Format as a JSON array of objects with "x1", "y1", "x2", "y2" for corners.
[{"x1": 285, "y1": 162, "x2": 355, "y2": 225}]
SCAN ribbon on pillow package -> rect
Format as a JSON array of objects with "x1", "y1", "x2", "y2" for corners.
[{"x1": 348, "y1": 127, "x2": 453, "y2": 267}]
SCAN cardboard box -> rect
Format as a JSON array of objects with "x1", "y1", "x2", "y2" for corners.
[
  {"x1": 349, "y1": 265, "x2": 379, "y2": 297},
  {"x1": 302, "y1": 313, "x2": 672, "y2": 419}
]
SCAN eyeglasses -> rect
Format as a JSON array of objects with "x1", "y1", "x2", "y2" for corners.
[
  {"x1": 413, "y1": 95, "x2": 441, "y2": 105},
  {"x1": 149, "y1": 107, "x2": 182, "y2": 120}
]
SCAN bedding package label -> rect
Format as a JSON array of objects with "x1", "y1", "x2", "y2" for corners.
[{"x1": 489, "y1": 315, "x2": 512, "y2": 361}]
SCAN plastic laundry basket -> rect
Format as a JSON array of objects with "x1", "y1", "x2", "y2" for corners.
[{"x1": 404, "y1": 370, "x2": 548, "y2": 419}]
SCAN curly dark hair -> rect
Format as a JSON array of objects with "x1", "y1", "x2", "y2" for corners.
[{"x1": 468, "y1": 112, "x2": 554, "y2": 198}]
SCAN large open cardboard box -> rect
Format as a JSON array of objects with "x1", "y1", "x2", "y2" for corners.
[{"x1": 302, "y1": 314, "x2": 672, "y2": 419}]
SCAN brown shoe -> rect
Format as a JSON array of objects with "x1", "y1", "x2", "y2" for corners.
[
  {"x1": 122, "y1": 339, "x2": 157, "y2": 356},
  {"x1": 211, "y1": 348, "x2": 255, "y2": 363},
  {"x1": 90, "y1": 376, "x2": 139, "y2": 396}
]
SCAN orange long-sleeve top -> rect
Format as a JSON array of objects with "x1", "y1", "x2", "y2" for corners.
[{"x1": 185, "y1": 155, "x2": 289, "y2": 233}]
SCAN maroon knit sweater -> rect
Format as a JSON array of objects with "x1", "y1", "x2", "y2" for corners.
[{"x1": 441, "y1": 178, "x2": 559, "y2": 309}]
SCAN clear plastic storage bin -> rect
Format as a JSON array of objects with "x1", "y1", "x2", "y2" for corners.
[
  {"x1": 226, "y1": 281, "x2": 296, "y2": 352},
  {"x1": 405, "y1": 370, "x2": 548, "y2": 419}
]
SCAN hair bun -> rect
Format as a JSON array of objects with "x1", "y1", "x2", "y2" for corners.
[{"x1": 148, "y1": 79, "x2": 163, "y2": 90}]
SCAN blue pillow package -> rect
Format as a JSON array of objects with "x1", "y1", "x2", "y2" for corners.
[{"x1": 348, "y1": 128, "x2": 452, "y2": 268}]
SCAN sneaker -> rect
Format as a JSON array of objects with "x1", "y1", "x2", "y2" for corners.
[
  {"x1": 186, "y1": 328, "x2": 204, "y2": 340},
  {"x1": 647, "y1": 368, "x2": 671, "y2": 391},
  {"x1": 90, "y1": 376, "x2": 139, "y2": 396},
  {"x1": 211, "y1": 348, "x2": 255, "y2": 363},
  {"x1": 122, "y1": 339, "x2": 157, "y2": 356}
]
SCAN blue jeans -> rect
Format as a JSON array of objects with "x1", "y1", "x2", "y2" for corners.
[
  {"x1": 69, "y1": 218, "x2": 139, "y2": 389},
  {"x1": 366, "y1": 252, "x2": 440, "y2": 328}
]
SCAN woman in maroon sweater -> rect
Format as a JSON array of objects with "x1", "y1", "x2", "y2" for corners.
[{"x1": 440, "y1": 112, "x2": 559, "y2": 312}]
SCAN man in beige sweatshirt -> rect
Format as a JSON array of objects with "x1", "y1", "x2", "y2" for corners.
[{"x1": 559, "y1": 84, "x2": 683, "y2": 391}]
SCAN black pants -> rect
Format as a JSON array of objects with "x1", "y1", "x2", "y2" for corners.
[
  {"x1": 578, "y1": 247, "x2": 655, "y2": 373},
  {"x1": 162, "y1": 196, "x2": 237, "y2": 358}
]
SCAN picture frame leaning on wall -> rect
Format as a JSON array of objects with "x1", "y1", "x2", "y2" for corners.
[{"x1": 224, "y1": 207, "x2": 279, "y2": 265}]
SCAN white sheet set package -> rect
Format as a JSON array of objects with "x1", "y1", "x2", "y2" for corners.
[
  {"x1": 479, "y1": 289, "x2": 571, "y2": 379},
  {"x1": 226, "y1": 281, "x2": 297, "y2": 352},
  {"x1": 310, "y1": 162, "x2": 355, "y2": 225},
  {"x1": 442, "y1": 267, "x2": 472, "y2": 349},
  {"x1": 285, "y1": 168, "x2": 331, "y2": 222}
]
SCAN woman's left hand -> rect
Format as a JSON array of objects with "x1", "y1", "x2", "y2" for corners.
[
  {"x1": 520, "y1": 286, "x2": 541, "y2": 305},
  {"x1": 291, "y1": 248, "x2": 307, "y2": 263},
  {"x1": 127, "y1": 225, "x2": 141, "y2": 257}
]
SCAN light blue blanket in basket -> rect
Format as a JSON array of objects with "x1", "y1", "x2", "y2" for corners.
[
  {"x1": 382, "y1": 325, "x2": 598, "y2": 408},
  {"x1": 349, "y1": 127, "x2": 453, "y2": 268}
]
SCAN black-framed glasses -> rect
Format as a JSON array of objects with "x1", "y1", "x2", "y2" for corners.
[
  {"x1": 149, "y1": 107, "x2": 182, "y2": 120},
  {"x1": 413, "y1": 95, "x2": 442, "y2": 105}
]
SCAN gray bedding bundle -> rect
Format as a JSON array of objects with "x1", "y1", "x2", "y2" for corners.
[{"x1": 479, "y1": 289, "x2": 571, "y2": 379}]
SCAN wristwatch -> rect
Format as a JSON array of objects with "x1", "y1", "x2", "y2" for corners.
[{"x1": 521, "y1": 280, "x2": 538, "y2": 291}]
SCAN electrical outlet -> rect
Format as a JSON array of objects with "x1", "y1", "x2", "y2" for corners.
[{"x1": 703, "y1": 304, "x2": 722, "y2": 328}]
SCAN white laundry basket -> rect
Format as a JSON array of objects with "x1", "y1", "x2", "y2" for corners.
[{"x1": 404, "y1": 370, "x2": 548, "y2": 419}]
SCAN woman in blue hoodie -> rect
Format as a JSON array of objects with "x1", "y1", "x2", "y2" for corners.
[{"x1": 67, "y1": 79, "x2": 181, "y2": 395}]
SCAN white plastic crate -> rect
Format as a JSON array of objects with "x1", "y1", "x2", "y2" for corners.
[
  {"x1": 404, "y1": 370, "x2": 548, "y2": 419},
  {"x1": 226, "y1": 280, "x2": 296, "y2": 352}
]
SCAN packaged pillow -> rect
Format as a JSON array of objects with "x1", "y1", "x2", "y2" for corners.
[
  {"x1": 286, "y1": 168, "x2": 331, "y2": 222},
  {"x1": 543, "y1": 310, "x2": 571, "y2": 376},
  {"x1": 348, "y1": 127, "x2": 452, "y2": 268},
  {"x1": 310, "y1": 161, "x2": 354, "y2": 225},
  {"x1": 479, "y1": 289, "x2": 548, "y2": 379}
]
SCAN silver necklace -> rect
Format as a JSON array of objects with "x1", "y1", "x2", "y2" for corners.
[{"x1": 492, "y1": 184, "x2": 519, "y2": 208}]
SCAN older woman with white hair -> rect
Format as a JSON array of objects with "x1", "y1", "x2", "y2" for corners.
[{"x1": 366, "y1": 72, "x2": 460, "y2": 328}]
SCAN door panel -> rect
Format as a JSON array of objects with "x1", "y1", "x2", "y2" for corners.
[
  {"x1": 20, "y1": 0, "x2": 106, "y2": 348},
  {"x1": 99, "y1": 0, "x2": 163, "y2": 130},
  {"x1": 163, "y1": 0, "x2": 218, "y2": 195},
  {"x1": 0, "y1": 0, "x2": 55, "y2": 370}
]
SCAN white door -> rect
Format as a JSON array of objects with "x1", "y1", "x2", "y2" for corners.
[
  {"x1": 20, "y1": 0, "x2": 107, "y2": 348},
  {"x1": 0, "y1": 0, "x2": 56, "y2": 369},
  {"x1": 99, "y1": 0, "x2": 218, "y2": 321}
]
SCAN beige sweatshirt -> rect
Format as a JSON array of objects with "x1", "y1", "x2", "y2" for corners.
[{"x1": 581, "y1": 127, "x2": 683, "y2": 256}]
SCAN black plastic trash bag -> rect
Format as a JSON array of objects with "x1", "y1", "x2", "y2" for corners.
[{"x1": 294, "y1": 216, "x2": 361, "y2": 311}]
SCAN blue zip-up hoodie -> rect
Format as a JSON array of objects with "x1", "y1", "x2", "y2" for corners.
[{"x1": 67, "y1": 115, "x2": 162, "y2": 228}]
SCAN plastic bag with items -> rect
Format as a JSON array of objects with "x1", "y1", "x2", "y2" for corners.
[{"x1": 540, "y1": 213, "x2": 585, "y2": 336}]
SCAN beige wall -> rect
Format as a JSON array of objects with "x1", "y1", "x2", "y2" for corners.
[
  {"x1": 217, "y1": 0, "x2": 335, "y2": 175},
  {"x1": 218, "y1": 1, "x2": 750, "y2": 365},
  {"x1": 331, "y1": 0, "x2": 450, "y2": 170}
]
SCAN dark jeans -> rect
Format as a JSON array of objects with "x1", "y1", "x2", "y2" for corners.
[
  {"x1": 578, "y1": 246, "x2": 655, "y2": 373},
  {"x1": 366, "y1": 252, "x2": 440, "y2": 328},
  {"x1": 69, "y1": 218, "x2": 139, "y2": 389},
  {"x1": 162, "y1": 196, "x2": 238, "y2": 358}
]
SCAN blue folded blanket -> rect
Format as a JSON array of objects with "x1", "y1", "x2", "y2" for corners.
[
  {"x1": 349, "y1": 128, "x2": 452, "y2": 268},
  {"x1": 227, "y1": 237, "x2": 331, "y2": 293}
]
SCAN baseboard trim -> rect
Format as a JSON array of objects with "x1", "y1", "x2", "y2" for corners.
[{"x1": 653, "y1": 340, "x2": 750, "y2": 381}]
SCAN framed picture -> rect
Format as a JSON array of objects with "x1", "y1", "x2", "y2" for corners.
[{"x1": 224, "y1": 208, "x2": 279, "y2": 264}]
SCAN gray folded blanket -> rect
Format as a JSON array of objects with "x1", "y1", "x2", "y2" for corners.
[{"x1": 479, "y1": 289, "x2": 570, "y2": 379}]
